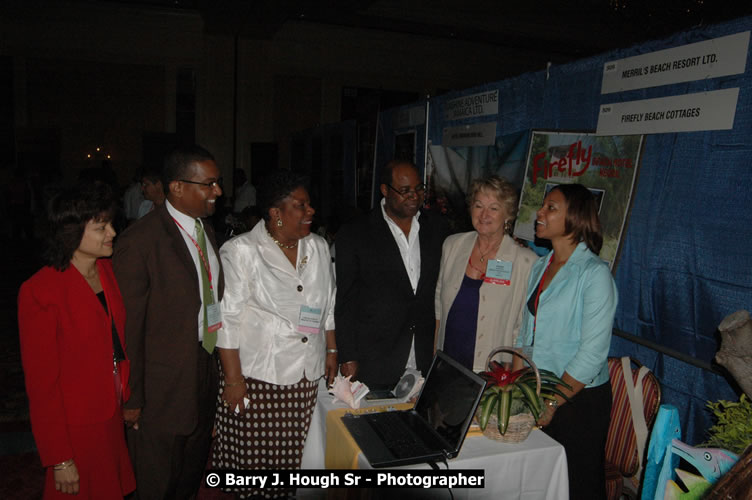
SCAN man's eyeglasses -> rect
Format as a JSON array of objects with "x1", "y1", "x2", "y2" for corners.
[
  {"x1": 386, "y1": 183, "x2": 426, "y2": 198},
  {"x1": 179, "y1": 178, "x2": 223, "y2": 189}
]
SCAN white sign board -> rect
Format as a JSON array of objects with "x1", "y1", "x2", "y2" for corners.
[
  {"x1": 596, "y1": 88, "x2": 739, "y2": 135},
  {"x1": 601, "y1": 31, "x2": 749, "y2": 94},
  {"x1": 395, "y1": 105, "x2": 426, "y2": 129},
  {"x1": 442, "y1": 122, "x2": 497, "y2": 147},
  {"x1": 443, "y1": 90, "x2": 499, "y2": 121}
]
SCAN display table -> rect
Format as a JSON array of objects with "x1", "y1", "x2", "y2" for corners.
[{"x1": 299, "y1": 380, "x2": 569, "y2": 500}]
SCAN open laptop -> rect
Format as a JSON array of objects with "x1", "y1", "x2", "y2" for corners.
[{"x1": 341, "y1": 350, "x2": 486, "y2": 468}]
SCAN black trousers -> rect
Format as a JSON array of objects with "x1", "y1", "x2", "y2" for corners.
[
  {"x1": 544, "y1": 381, "x2": 612, "y2": 500},
  {"x1": 127, "y1": 346, "x2": 218, "y2": 500}
]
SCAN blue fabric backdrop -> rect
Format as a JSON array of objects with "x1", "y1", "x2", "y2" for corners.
[{"x1": 414, "y1": 16, "x2": 752, "y2": 444}]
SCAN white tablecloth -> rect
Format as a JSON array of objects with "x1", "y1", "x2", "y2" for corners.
[{"x1": 299, "y1": 380, "x2": 569, "y2": 500}]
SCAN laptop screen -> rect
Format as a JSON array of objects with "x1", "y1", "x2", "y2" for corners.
[{"x1": 413, "y1": 351, "x2": 486, "y2": 452}]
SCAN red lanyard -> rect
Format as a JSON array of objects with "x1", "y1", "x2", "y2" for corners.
[
  {"x1": 171, "y1": 217, "x2": 214, "y2": 291},
  {"x1": 532, "y1": 258, "x2": 553, "y2": 343},
  {"x1": 467, "y1": 256, "x2": 485, "y2": 279}
]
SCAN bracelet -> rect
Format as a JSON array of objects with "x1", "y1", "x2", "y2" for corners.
[
  {"x1": 54, "y1": 459, "x2": 74, "y2": 471},
  {"x1": 224, "y1": 379, "x2": 245, "y2": 387},
  {"x1": 326, "y1": 348, "x2": 338, "y2": 354}
]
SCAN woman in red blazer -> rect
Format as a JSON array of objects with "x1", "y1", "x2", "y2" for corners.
[{"x1": 18, "y1": 181, "x2": 135, "y2": 499}]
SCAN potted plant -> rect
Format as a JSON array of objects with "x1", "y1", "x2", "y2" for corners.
[{"x1": 478, "y1": 347, "x2": 571, "y2": 442}]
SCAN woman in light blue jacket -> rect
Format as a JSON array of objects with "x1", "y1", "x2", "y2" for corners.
[{"x1": 515, "y1": 183, "x2": 617, "y2": 500}]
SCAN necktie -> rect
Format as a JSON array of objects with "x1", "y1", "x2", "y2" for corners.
[{"x1": 195, "y1": 219, "x2": 216, "y2": 353}]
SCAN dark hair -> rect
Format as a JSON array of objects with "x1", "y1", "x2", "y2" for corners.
[
  {"x1": 257, "y1": 169, "x2": 307, "y2": 222},
  {"x1": 141, "y1": 168, "x2": 162, "y2": 184},
  {"x1": 162, "y1": 144, "x2": 215, "y2": 193},
  {"x1": 551, "y1": 184, "x2": 603, "y2": 254},
  {"x1": 380, "y1": 159, "x2": 419, "y2": 187},
  {"x1": 43, "y1": 181, "x2": 116, "y2": 270}
]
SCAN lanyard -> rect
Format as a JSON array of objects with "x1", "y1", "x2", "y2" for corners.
[
  {"x1": 171, "y1": 217, "x2": 215, "y2": 291},
  {"x1": 532, "y1": 258, "x2": 553, "y2": 345}
]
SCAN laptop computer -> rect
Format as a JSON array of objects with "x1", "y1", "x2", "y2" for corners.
[{"x1": 341, "y1": 350, "x2": 486, "y2": 468}]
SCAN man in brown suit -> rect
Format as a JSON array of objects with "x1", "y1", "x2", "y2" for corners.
[{"x1": 114, "y1": 145, "x2": 224, "y2": 499}]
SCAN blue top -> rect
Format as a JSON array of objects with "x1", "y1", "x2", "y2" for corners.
[
  {"x1": 443, "y1": 274, "x2": 483, "y2": 370},
  {"x1": 515, "y1": 242, "x2": 618, "y2": 387}
]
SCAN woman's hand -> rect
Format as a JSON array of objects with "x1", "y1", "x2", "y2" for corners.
[
  {"x1": 536, "y1": 401, "x2": 557, "y2": 428},
  {"x1": 222, "y1": 379, "x2": 248, "y2": 415},
  {"x1": 325, "y1": 352, "x2": 338, "y2": 385},
  {"x1": 53, "y1": 460, "x2": 80, "y2": 495}
]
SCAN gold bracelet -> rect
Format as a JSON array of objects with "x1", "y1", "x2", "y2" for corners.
[
  {"x1": 224, "y1": 379, "x2": 245, "y2": 387},
  {"x1": 53, "y1": 459, "x2": 74, "y2": 471}
]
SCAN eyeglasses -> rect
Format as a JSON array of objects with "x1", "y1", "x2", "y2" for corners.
[
  {"x1": 179, "y1": 177, "x2": 223, "y2": 189},
  {"x1": 386, "y1": 183, "x2": 426, "y2": 198}
]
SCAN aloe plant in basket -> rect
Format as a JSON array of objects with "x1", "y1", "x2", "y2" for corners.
[{"x1": 478, "y1": 361, "x2": 571, "y2": 436}]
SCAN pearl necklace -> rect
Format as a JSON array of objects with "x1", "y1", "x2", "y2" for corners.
[{"x1": 267, "y1": 229, "x2": 298, "y2": 250}]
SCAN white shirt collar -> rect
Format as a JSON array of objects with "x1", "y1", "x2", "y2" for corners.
[
  {"x1": 380, "y1": 198, "x2": 420, "y2": 233},
  {"x1": 166, "y1": 199, "x2": 201, "y2": 235}
]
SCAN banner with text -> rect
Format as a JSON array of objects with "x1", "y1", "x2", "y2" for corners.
[
  {"x1": 443, "y1": 90, "x2": 499, "y2": 121},
  {"x1": 442, "y1": 122, "x2": 498, "y2": 147},
  {"x1": 601, "y1": 31, "x2": 749, "y2": 94},
  {"x1": 515, "y1": 131, "x2": 644, "y2": 267},
  {"x1": 596, "y1": 88, "x2": 739, "y2": 135}
]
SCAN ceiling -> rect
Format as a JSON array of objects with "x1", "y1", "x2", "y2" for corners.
[{"x1": 101, "y1": 0, "x2": 752, "y2": 67}]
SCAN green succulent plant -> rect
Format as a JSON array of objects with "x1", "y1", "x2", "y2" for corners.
[{"x1": 478, "y1": 361, "x2": 571, "y2": 435}]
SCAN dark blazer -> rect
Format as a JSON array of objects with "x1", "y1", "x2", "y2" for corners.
[
  {"x1": 113, "y1": 203, "x2": 224, "y2": 435},
  {"x1": 335, "y1": 208, "x2": 448, "y2": 388},
  {"x1": 18, "y1": 259, "x2": 129, "y2": 466}
]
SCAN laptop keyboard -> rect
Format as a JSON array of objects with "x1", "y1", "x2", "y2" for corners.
[{"x1": 367, "y1": 411, "x2": 436, "y2": 459}]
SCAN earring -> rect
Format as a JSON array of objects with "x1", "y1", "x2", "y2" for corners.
[
  {"x1": 504, "y1": 220, "x2": 511, "y2": 233},
  {"x1": 277, "y1": 219, "x2": 283, "y2": 227}
]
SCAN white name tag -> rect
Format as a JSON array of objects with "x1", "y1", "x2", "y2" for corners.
[
  {"x1": 206, "y1": 303, "x2": 222, "y2": 332},
  {"x1": 484, "y1": 260, "x2": 513, "y2": 286},
  {"x1": 297, "y1": 305, "x2": 322, "y2": 334}
]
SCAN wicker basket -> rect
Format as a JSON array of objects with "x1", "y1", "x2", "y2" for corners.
[{"x1": 477, "y1": 347, "x2": 541, "y2": 443}]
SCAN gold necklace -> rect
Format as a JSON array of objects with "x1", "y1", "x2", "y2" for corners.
[
  {"x1": 267, "y1": 229, "x2": 298, "y2": 250},
  {"x1": 477, "y1": 237, "x2": 502, "y2": 263}
]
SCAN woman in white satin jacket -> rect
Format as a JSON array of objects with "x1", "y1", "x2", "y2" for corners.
[{"x1": 213, "y1": 170, "x2": 336, "y2": 499}]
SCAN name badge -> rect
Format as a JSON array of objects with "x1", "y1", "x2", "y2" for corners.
[
  {"x1": 484, "y1": 260, "x2": 513, "y2": 286},
  {"x1": 206, "y1": 303, "x2": 223, "y2": 332},
  {"x1": 297, "y1": 305, "x2": 322, "y2": 334}
]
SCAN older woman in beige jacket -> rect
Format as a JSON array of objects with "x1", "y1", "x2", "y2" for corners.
[{"x1": 434, "y1": 176, "x2": 536, "y2": 371}]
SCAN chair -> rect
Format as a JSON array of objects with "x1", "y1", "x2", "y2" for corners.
[{"x1": 605, "y1": 357, "x2": 662, "y2": 500}]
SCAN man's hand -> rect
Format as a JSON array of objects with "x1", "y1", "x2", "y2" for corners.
[
  {"x1": 339, "y1": 360, "x2": 359, "y2": 380},
  {"x1": 123, "y1": 407, "x2": 141, "y2": 430}
]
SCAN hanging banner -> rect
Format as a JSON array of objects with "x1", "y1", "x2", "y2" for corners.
[
  {"x1": 442, "y1": 122, "x2": 497, "y2": 147},
  {"x1": 601, "y1": 31, "x2": 749, "y2": 94},
  {"x1": 515, "y1": 131, "x2": 644, "y2": 268},
  {"x1": 596, "y1": 88, "x2": 739, "y2": 135},
  {"x1": 443, "y1": 90, "x2": 499, "y2": 121}
]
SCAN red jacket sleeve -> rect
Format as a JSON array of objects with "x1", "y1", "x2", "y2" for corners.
[{"x1": 18, "y1": 277, "x2": 74, "y2": 467}]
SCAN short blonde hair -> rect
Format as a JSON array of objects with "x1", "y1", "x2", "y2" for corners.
[{"x1": 466, "y1": 176, "x2": 519, "y2": 221}]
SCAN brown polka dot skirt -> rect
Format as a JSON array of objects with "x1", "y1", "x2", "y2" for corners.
[{"x1": 212, "y1": 376, "x2": 318, "y2": 499}]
